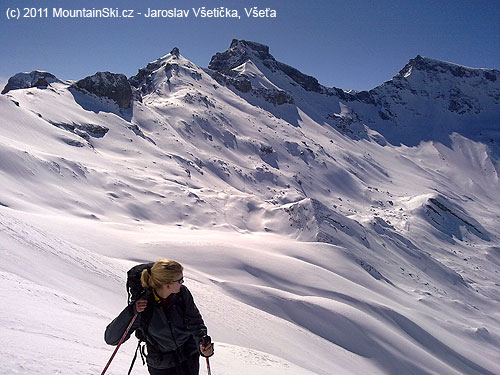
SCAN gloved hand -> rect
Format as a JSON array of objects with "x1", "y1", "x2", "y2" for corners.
[
  {"x1": 134, "y1": 299, "x2": 148, "y2": 313},
  {"x1": 200, "y1": 335, "x2": 214, "y2": 357}
]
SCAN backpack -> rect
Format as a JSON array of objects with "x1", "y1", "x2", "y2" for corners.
[
  {"x1": 125, "y1": 262, "x2": 154, "y2": 375},
  {"x1": 126, "y1": 262, "x2": 154, "y2": 304}
]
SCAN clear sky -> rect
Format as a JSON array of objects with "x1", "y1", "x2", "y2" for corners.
[{"x1": 0, "y1": 0, "x2": 499, "y2": 91}]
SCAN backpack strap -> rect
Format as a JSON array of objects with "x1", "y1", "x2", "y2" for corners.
[
  {"x1": 127, "y1": 339, "x2": 147, "y2": 375},
  {"x1": 127, "y1": 340, "x2": 142, "y2": 375}
]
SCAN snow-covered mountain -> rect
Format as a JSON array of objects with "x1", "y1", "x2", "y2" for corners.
[{"x1": 1, "y1": 39, "x2": 499, "y2": 374}]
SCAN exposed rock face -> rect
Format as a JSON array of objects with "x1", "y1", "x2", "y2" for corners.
[
  {"x1": 209, "y1": 71, "x2": 252, "y2": 93},
  {"x1": 209, "y1": 39, "x2": 322, "y2": 94},
  {"x1": 207, "y1": 40, "x2": 296, "y2": 105},
  {"x1": 207, "y1": 40, "x2": 375, "y2": 107},
  {"x1": 276, "y1": 62, "x2": 322, "y2": 93},
  {"x1": 424, "y1": 196, "x2": 490, "y2": 242},
  {"x1": 209, "y1": 39, "x2": 271, "y2": 73},
  {"x1": 2, "y1": 71, "x2": 60, "y2": 94},
  {"x1": 170, "y1": 47, "x2": 180, "y2": 57},
  {"x1": 129, "y1": 61, "x2": 163, "y2": 95},
  {"x1": 72, "y1": 72, "x2": 132, "y2": 109},
  {"x1": 48, "y1": 121, "x2": 109, "y2": 146},
  {"x1": 255, "y1": 88, "x2": 294, "y2": 105}
]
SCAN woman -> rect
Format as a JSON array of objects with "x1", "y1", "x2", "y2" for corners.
[{"x1": 105, "y1": 259, "x2": 213, "y2": 375}]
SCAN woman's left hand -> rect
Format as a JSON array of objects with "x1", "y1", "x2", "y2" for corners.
[{"x1": 200, "y1": 342, "x2": 214, "y2": 357}]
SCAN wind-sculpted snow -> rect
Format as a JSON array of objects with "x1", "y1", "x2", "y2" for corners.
[{"x1": 1, "y1": 41, "x2": 500, "y2": 374}]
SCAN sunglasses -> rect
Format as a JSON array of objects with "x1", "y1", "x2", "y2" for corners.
[{"x1": 174, "y1": 277, "x2": 184, "y2": 284}]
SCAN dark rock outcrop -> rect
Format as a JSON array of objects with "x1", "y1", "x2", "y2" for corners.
[
  {"x1": 72, "y1": 72, "x2": 132, "y2": 109},
  {"x1": 49, "y1": 121, "x2": 109, "y2": 142},
  {"x1": 255, "y1": 88, "x2": 294, "y2": 105},
  {"x1": 170, "y1": 47, "x2": 180, "y2": 57},
  {"x1": 2, "y1": 71, "x2": 60, "y2": 94},
  {"x1": 209, "y1": 39, "x2": 271, "y2": 74},
  {"x1": 210, "y1": 71, "x2": 252, "y2": 93},
  {"x1": 275, "y1": 62, "x2": 322, "y2": 93}
]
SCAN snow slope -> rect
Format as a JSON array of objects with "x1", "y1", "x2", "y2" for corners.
[{"x1": 1, "y1": 40, "x2": 500, "y2": 374}]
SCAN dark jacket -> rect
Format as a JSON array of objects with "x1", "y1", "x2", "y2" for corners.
[{"x1": 105, "y1": 285, "x2": 207, "y2": 369}]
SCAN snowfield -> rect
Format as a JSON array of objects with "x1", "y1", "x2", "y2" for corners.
[{"x1": 1, "y1": 40, "x2": 499, "y2": 374}]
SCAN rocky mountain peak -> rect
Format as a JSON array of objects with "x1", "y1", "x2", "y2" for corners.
[
  {"x1": 396, "y1": 55, "x2": 499, "y2": 82},
  {"x1": 170, "y1": 47, "x2": 180, "y2": 57},
  {"x1": 71, "y1": 71, "x2": 133, "y2": 109},
  {"x1": 128, "y1": 47, "x2": 197, "y2": 96},
  {"x1": 209, "y1": 39, "x2": 273, "y2": 74},
  {"x1": 230, "y1": 39, "x2": 270, "y2": 55},
  {"x1": 1, "y1": 71, "x2": 61, "y2": 94},
  {"x1": 209, "y1": 39, "x2": 323, "y2": 94},
  {"x1": 357, "y1": 55, "x2": 500, "y2": 147}
]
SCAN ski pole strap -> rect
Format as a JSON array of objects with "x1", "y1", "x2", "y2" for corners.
[{"x1": 140, "y1": 343, "x2": 147, "y2": 364}]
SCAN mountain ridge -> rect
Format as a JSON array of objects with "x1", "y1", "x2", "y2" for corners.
[
  {"x1": 1, "y1": 39, "x2": 500, "y2": 374},
  {"x1": 5, "y1": 39, "x2": 499, "y2": 107},
  {"x1": 4, "y1": 39, "x2": 499, "y2": 150}
]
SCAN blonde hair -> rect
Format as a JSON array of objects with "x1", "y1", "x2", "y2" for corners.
[{"x1": 141, "y1": 259, "x2": 183, "y2": 289}]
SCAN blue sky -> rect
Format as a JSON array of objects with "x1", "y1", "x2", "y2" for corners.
[{"x1": 1, "y1": 0, "x2": 499, "y2": 91}]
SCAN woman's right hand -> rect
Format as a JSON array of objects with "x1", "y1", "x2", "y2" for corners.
[{"x1": 135, "y1": 298, "x2": 148, "y2": 313}]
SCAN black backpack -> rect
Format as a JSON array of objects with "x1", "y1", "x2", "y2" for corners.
[
  {"x1": 126, "y1": 262, "x2": 154, "y2": 304},
  {"x1": 125, "y1": 262, "x2": 154, "y2": 375}
]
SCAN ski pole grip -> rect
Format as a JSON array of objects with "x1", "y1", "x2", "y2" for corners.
[{"x1": 201, "y1": 335, "x2": 212, "y2": 346}]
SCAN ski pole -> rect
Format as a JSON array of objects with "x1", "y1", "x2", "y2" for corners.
[
  {"x1": 101, "y1": 313, "x2": 138, "y2": 375},
  {"x1": 206, "y1": 357, "x2": 212, "y2": 375},
  {"x1": 200, "y1": 335, "x2": 213, "y2": 375}
]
